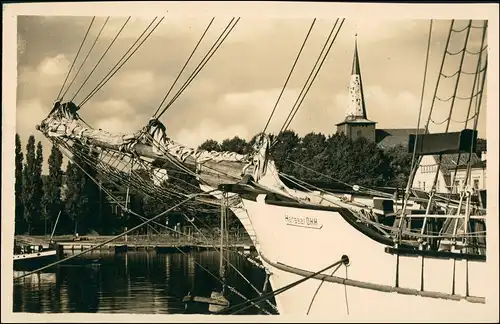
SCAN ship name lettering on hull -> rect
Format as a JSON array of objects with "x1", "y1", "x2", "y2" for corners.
[{"x1": 284, "y1": 215, "x2": 323, "y2": 229}]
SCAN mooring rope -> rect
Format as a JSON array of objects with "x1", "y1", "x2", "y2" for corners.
[
  {"x1": 49, "y1": 137, "x2": 275, "y2": 312},
  {"x1": 306, "y1": 262, "x2": 343, "y2": 314},
  {"x1": 14, "y1": 193, "x2": 201, "y2": 280},
  {"x1": 219, "y1": 255, "x2": 349, "y2": 315}
]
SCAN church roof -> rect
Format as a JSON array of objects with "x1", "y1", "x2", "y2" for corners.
[
  {"x1": 336, "y1": 117, "x2": 376, "y2": 126},
  {"x1": 375, "y1": 128, "x2": 425, "y2": 150}
]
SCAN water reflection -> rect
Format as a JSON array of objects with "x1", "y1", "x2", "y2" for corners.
[{"x1": 13, "y1": 250, "x2": 273, "y2": 315}]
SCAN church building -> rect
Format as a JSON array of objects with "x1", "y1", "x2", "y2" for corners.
[
  {"x1": 335, "y1": 36, "x2": 423, "y2": 151},
  {"x1": 335, "y1": 36, "x2": 377, "y2": 142},
  {"x1": 336, "y1": 36, "x2": 486, "y2": 194}
]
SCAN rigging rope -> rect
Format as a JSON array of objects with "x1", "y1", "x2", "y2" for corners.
[
  {"x1": 79, "y1": 17, "x2": 164, "y2": 108},
  {"x1": 422, "y1": 20, "x2": 474, "y2": 205},
  {"x1": 71, "y1": 17, "x2": 132, "y2": 102},
  {"x1": 47, "y1": 136, "x2": 275, "y2": 314},
  {"x1": 220, "y1": 256, "x2": 349, "y2": 315},
  {"x1": 276, "y1": 19, "x2": 345, "y2": 142},
  {"x1": 284, "y1": 158, "x2": 393, "y2": 198},
  {"x1": 280, "y1": 172, "x2": 485, "y2": 240},
  {"x1": 306, "y1": 263, "x2": 343, "y2": 314},
  {"x1": 422, "y1": 20, "x2": 454, "y2": 136},
  {"x1": 154, "y1": 17, "x2": 240, "y2": 120},
  {"x1": 14, "y1": 193, "x2": 201, "y2": 280},
  {"x1": 182, "y1": 204, "x2": 278, "y2": 312},
  {"x1": 56, "y1": 17, "x2": 95, "y2": 100},
  {"x1": 408, "y1": 19, "x2": 433, "y2": 190},
  {"x1": 152, "y1": 17, "x2": 215, "y2": 118},
  {"x1": 262, "y1": 18, "x2": 317, "y2": 135},
  {"x1": 444, "y1": 20, "x2": 473, "y2": 135},
  {"x1": 129, "y1": 213, "x2": 274, "y2": 315},
  {"x1": 61, "y1": 17, "x2": 110, "y2": 100},
  {"x1": 450, "y1": 20, "x2": 487, "y2": 200},
  {"x1": 397, "y1": 20, "x2": 456, "y2": 239}
]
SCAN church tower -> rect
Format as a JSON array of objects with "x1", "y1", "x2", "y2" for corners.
[{"x1": 336, "y1": 35, "x2": 376, "y2": 142}]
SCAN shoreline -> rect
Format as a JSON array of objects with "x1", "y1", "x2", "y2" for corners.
[{"x1": 14, "y1": 234, "x2": 255, "y2": 253}]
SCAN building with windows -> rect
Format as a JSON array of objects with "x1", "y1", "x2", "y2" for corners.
[{"x1": 411, "y1": 153, "x2": 485, "y2": 194}]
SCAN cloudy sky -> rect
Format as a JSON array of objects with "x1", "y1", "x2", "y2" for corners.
[{"x1": 16, "y1": 13, "x2": 489, "y2": 172}]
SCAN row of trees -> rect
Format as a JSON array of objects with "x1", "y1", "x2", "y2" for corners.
[
  {"x1": 15, "y1": 131, "x2": 486, "y2": 237},
  {"x1": 199, "y1": 131, "x2": 413, "y2": 188},
  {"x1": 14, "y1": 134, "x2": 235, "y2": 237},
  {"x1": 15, "y1": 134, "x2": 111, "y2": 236},
  {"x1": 15, "y1": 134, "x2": 56, "y2": 235},
  {"x1": 199, "y1": 131, "x2": 487, "y2": 188}
]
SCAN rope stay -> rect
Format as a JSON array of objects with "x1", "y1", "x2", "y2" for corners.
[
  {"x1": 154, "y1": 17, "x2": 241, "y2": 120},
  {"x1": 274, "y1": 18, "x2": 345, "y2": 144},
  {"x1": 262, "y1": 18, "x2": 317, "y2": 135},
  {"x1": 278, "y1": 171, "x2": 485, "y2": 240},
  {"x1": 218, "y1": 256, "x2": 349, "y2": 315},
  {"x1": 71, "y1": 17, "x2": 132, "y2": 102},
  {"x1": 56, "y1": 17, "x2": 95, "y2": 101},
  {"x1": 152, "y1": 17, "x2": 216, "y2": 118},
  {"x1": 44, "y1": 135, "x2": 277, "y2": 314},
  {"x1": 395, "y1": 19, "x2": 488, "y2": 243},
  {"x1": 61, "y1": 17, "x2": 110, "y2": 100},
  {"x1": 396, "y1": 20, "x2": 455, "y2": 237},
  {"x1": 15, "y1": 192, "x2": 201, "y2": 280},
  {"x1": 306, "y1": 262, "x2": 343, "y2": 315},
  {"x1": 79, "y1": 17, "x2": 165, "y2": 108}
]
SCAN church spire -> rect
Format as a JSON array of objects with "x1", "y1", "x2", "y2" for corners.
[{"x1": 346, "y1": 33, "x2": 368, "y2": 120}]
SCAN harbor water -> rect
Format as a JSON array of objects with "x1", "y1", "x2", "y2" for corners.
[{"x1": 13, "y1": 250, "x2": 276, "y2": 315}]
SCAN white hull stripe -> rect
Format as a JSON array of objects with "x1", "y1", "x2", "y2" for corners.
[{"x1": 13, "y1": 250, "x2": 57, "y2": 261}]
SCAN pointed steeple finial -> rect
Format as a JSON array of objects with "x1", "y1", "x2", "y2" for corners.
[{"x1": 352, "y1": 33, "x2": 361, "y2": 76}]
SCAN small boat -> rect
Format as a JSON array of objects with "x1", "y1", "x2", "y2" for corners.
[{"x1": 13, "y1": 243, "x2": 58, "y2": 272}]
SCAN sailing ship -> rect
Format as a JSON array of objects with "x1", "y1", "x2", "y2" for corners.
[
  {"x1": 204, "y1": 20, "x2": 489, "y2": 318},
  {"x1": 31, "y1": 16, "x2": 489, "y2": 319}
]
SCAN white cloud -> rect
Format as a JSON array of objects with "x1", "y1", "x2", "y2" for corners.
[
  {"x1": 94, "y1": 115, "x2": 144, "y2": 135},
  {"x1": 88, "y1": 99, "x2": 136, "y2": 119},
  {"x1": 217, "y1": 88, "x2": 304, "y2": 133},
  {"x1": 18, "y1": 54, "x2": 71, "y2": 96},
  {"x1": 334, "y1": 85, "x2": 421, "y2": 129},
  {"x1": 118, "y1": 70, "x2": 156, "y2": 89},
  {"x1": 15, "y1": 16, "x2": 488, "y2": 159},
  {"x1": 175, "y1": 118, "x2": 249, "y2": 148},
  {"x1": 16, "y1": 99, "x2": 47, "y2": 132},
  {"x1": 16, "y1": 99, "x2": 54, "y2": 173},
  {"x1": 38, "y1": 54, "x2": 70, "y2": 77}
]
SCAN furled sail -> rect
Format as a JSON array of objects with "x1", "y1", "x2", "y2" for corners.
[{"x1": 37, "y1": 101, "x2": 271, "y2": 188}]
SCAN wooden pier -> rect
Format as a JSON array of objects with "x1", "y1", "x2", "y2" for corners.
[
  {"x1": 56, "y1": 241, "x2": 254, "y2": 253},
  {"x1": 16, "y1": 235, "x2": 255, "y2": 255}
]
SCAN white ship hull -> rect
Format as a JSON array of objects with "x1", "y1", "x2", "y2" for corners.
[{"x1": 237, "y1": 195, "x2": 489, "y2": 320}]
